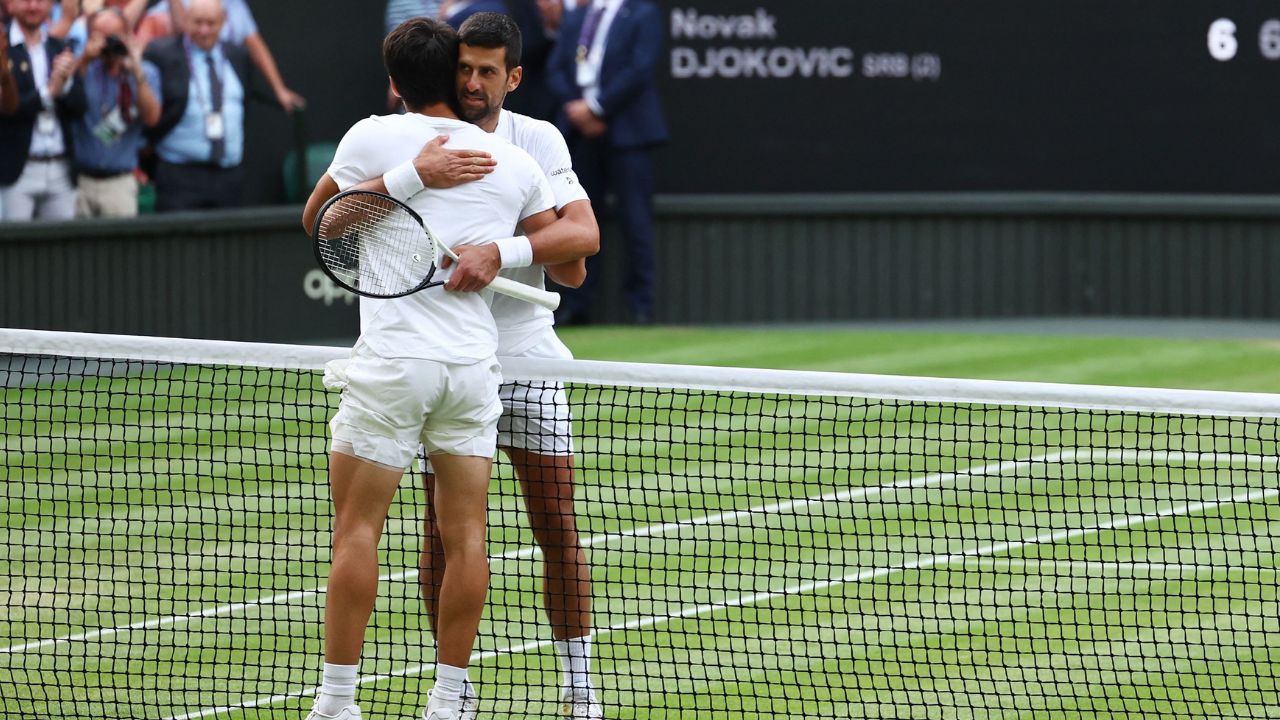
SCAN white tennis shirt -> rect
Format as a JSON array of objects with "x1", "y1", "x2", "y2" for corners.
[
  {"x1": 327, "y1": 113, "x2": 555, "y2": 363},
  {"x1": 489, "y1": 109, "x2": 591, "y2": 355}
]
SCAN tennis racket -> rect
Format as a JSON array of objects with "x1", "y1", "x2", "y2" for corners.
[{"x1": 312, "y1": 189, "x2": 561, "y2": 310}]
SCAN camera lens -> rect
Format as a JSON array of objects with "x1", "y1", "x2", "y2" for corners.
[{"x1": 104, "y1": 34, "x2": 128, "y2": 57}]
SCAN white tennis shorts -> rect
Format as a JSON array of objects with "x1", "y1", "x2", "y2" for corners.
[
  {"x1": 497, "y1": 332, "x2": 575, "y2": 455},
  {"x1": 324, "y1": 345, "x2": 503, "y2": 469},
  {"x1": 418, "y1": 331, "x2": 574, "y2": 473}
]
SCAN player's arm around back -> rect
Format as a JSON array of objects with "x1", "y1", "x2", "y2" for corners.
[
  {"x1": 533, "y1": 199, "x2": 598, "y2": 288},
  {"x1": 527, "y1": 198, "x2": 599, "y2": 265},
  {"x1": 300, "y1": 129, "x2": 495, "y2": 234},
  {"x1": 302, "y1": 174, "x2": 341, "y2": 235},
  {"x1": 520, "y1": 206, "x2": 559, "y2": 237},
  {"x1": 302, "y1": 117, "x2": 378, "y2": 234}
]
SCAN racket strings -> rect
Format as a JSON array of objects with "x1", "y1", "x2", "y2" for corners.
[{"x1": 317, "y1": 195, "x2": 438, "y2": 296}]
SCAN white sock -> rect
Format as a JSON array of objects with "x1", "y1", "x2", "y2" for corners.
[
  {"x1": 555, "y1": 635, "x2": 593, "y2": 693},
  {"x1": 428, "y1": 662, "x2": 469, "y2": 707},
  {"x1": 316, "y1": 662, "x2": 359, "y2": 715}
]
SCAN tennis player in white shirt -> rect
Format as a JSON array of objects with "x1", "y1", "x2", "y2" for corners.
[
  {"x1": 299, "y1": 17, "x2": 558, "y2": 720},
  {"x1": 358, "y1": 12, "x2": 604, "y2": 720},
  {"x1": 447, "y1": 14, "x2": 603, "y2": 720}
]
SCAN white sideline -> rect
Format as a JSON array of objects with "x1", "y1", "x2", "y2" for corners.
[
  {"x1": 3, "y1": 452, "x2": 1065, "y2": 655},
  {"x1": 4, "y1": 327, "x2": 1280, "y2": 417},
  {"x1": 164, "y1": 482, "x2": 1278, "y2": 720},
  {"x1": 976, "y1": 559, "x2": 1278, "y2": 575},
  {"x1": 6, "y1": 449, "x2": 1275, "y2": 655}
]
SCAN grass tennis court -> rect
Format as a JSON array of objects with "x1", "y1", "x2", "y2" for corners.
[
  {"x1": 558, "y1": 325, "x2": 1280, "y2": 393},
  {"x1": 2, "y1": 327, "x2": 1278, "y2": 719}
]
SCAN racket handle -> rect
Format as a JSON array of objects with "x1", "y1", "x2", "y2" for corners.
[{"x1": 488, "y1": 275, "x2": 561, "y2": 311}]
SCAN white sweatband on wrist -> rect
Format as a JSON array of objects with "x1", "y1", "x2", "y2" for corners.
[
  {"x1": 384, "y1": 160, "x2": 425, "y2": 202},
  {"x1": 493, "y1": 236, "x2": 534, "y2": 269}
]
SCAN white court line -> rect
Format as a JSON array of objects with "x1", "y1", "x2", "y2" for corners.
[
  {"x1": 974, "y1": 559, "x2": 1278, "y2": 575},
  {"x1": 164, "y1": 477, "x2": 1278, "y2": 720},
  {"x1": 3, "y1": 453, "x2": 1063, "y2": 655}
]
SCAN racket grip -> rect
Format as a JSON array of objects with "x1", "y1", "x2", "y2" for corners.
[{"x1": 488, "y1": 275, "x2": 561, "y2": 311}]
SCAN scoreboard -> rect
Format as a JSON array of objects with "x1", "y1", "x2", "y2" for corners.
[{"x1": 653, "y1": 1, "x2": 1280, "y2": 193}]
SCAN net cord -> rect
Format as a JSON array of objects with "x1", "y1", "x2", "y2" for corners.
[{"x1": 2, "y1": 327, "x2": 1278, "y2": 418}]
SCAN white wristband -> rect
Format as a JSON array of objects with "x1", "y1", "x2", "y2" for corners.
[
  {"x1": 493, "y1": 236, "x2": 534, "y2": 269},
  {"x1": 383, "y1": 160, "x2": 425, "y2": 202}
]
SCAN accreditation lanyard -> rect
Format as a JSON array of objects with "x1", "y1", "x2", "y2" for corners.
[
  {"x1": 575, "y1": 1, "x2": 614, "y2": 89},
  {"x1": 182, "y1": 37, "x2": 226, "y2": 142},
  {"x1": 92, "y1": 63, "x2": 131, "y2": 145}
]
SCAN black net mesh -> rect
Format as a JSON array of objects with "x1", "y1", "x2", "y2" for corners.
[{"x1": 2, "y1": 349, "x2": 1277, "y2": 719}]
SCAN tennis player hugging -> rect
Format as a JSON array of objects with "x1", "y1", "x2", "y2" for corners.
[{"x1": 299, "y1": 16, "x2": 558, "y2": 720}]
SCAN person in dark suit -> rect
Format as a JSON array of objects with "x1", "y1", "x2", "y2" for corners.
[
  {"x1": 142, "y1": 0, "x2": 262, "y2": 211},
  {"x1": 546, "y1": 0, "x2": 666, "y2": 325},
  {"x1": 0, "y1": 0, "x2": 88, "y2": 221}
]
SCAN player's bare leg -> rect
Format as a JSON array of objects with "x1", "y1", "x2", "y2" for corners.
[
  {"x1": 421, "y1": 467, "x2": 479, "y2": 719},
  {"x1": 507, "y1": 449, "x2": 592, "y2": 640},
  {"x1": 421, "y1": 453, "x2": 493, "y2": 719},
  {"x1": 425, "y1": 455, "x2": 592, "y2": 635},
  {"x1": 421, "y1": 467, "x2": 445, "y2": 637},
  {"x1": 309, "y1": 451, "x2": 405, "y2": 719},
  {"x1": 428, "y1": 454, "x2": 492, "y2": 666},
  {"x1": 421, "y1": 450, "x2": 596, "y2": 717},
  {"x1": 507, "y1": 449, "x2": 600, "y2": 719}
]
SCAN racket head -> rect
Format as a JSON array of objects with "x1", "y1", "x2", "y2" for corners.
[{"x1": 312, "y1": 190, "x2": 442, "y2": 299}]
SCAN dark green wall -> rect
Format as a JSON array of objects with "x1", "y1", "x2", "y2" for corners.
[
  {"x1": 613, "y1": 194, "x2": 1280, "y2": 324},
  {"x1": 0, "y1": 208, "x2": 360, "y2": 342},
  {"x1": 3, "y1": 195, "x2": 1279, "y2": 341},
  {"x1": 238, "y1": 2, "x2": 388, "y2": 206}
]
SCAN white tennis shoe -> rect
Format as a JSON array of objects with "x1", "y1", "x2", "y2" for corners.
[
  {"x1": 559, "y1": 689, "x2": 604, "y2": 719},
  {"x1": 422, "y1": 687, "x2": 474, "y2": 720},
  {"x1": 459, "y1": 679, "x2": 480, "y2": 720},
  {"x1": 304, "y1": 704, "x2": 362, "y2": 720}
]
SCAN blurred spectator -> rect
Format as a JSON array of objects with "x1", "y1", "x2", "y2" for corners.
[
  {"x1": 144, "y1": 0, "x2": 255, "y2": 211},
  {"x1": 121, "y1": 0, "x2": 147, "y2": 19},
  {"x1": 47, "y1": 0, "x2": 88, "y2": 56},
  {"x1": 92, "y1": 0, "x2": 149, "y2": 28},
  {"x1": 71, "y1": 7, "x2": 159, "y2": 217},
  {"x1": 141, "y1": 0, "x2": 302, "y2": 111},
  {"x1": 382, "y1": 0, "x2": 440, "y2": 110},
  {"x1": 385, "y1": 0, "x2": 440, "y2": 32},
  {"x1": 133, "y1": 0, "x2": 172, "y2": 43},
  {"x1": 439, "y1": 0, "x2": 507, "y2": 28},
  {"x1": 45, "y1": 1, "x2": 147, "y2": 55},
  {"x1": 1, "y1": 0, "x2": 87, "y2": 221},
  {"x1": 546, "y1": 0, "x2": 666, "y2": 325},
  {"x1": 536, "y1": 0, "x2": 586, "y2": 39}
]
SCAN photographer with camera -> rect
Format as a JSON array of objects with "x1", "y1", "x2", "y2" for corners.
[{"x1": 70, "y1": 6, "x2": 158, "y2": 217}]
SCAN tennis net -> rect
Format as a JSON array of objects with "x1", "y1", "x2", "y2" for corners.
[{"x1": 1, "y1": 328, "x2": 1277, "y2": 719}]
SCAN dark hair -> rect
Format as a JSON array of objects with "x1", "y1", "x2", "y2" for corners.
[
  {"x1": 458, "y1": 12, "x2": 522, "y2": 71},
  {"x1": 383, "y1": 17, "x2": 459, "y2": 111}
]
